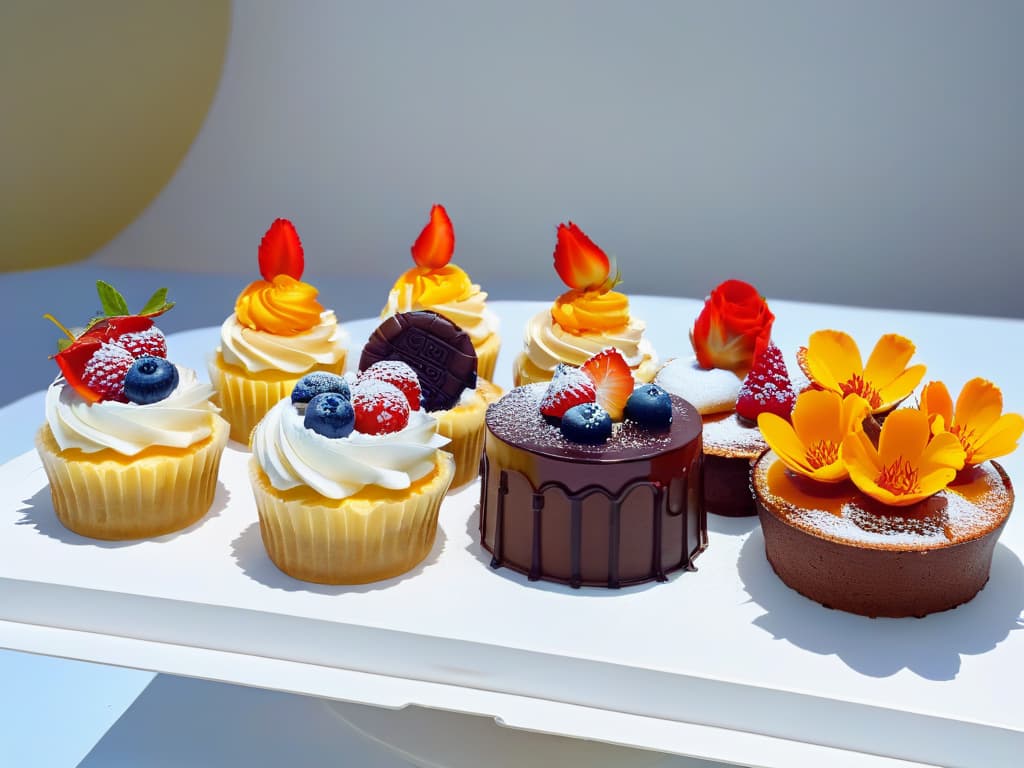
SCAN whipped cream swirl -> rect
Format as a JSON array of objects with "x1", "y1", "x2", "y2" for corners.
[
  {"x1": 218, "y1": 310, "x2": 348, "y2": 374},
  {"x1": 46, "y1": 366, "x2": 222, "y2": 455},
  {"x1": 252, "y1": 399, "x2": 450, "y2": 500},
  {"x1": 384, "y1": 283, "x2": 498, "y2": 344},
  {"x1": 521, "y1": 310, "x2": 657, "y2": 375}
]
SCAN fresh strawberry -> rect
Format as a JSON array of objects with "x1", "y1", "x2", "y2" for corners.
[
  {"x1": 80, "y1": 342, "x2": 136, "y2": 402},
  {"x1": 352, "y1": 380, "x2": 411, "y2": 434},
  {"x1": 736, "y1": 342, "x2": 796, "y2": 422},
  {"x1": 540, "y1": 363, "x2": 597, "y2": 419},
  {"x1": 357, "y1": 360, "x2": 421, "y2": 411},
  {"x1": 112, "y1": 326, "x2": 167, "y2": 358},
  {"x1": 258, "y1": 218, "x2": 305, "y2": 281},
  {"x1": 552, "y1": 222, "x2": 621, "y2": 293},
  {"x1": 411, "y1": 204, "x2": 455, "y2": 270},
  {"x1": 579, "y1": 348, "x2": 634, "y2": 421}
]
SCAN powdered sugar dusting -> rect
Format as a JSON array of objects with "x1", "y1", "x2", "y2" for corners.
[
  {"x1": 703, "y1": 412, "x2": 767, "y2": 459},
  {"x1": 655, "y1": 357, "x2": 740, "y2": 415}
]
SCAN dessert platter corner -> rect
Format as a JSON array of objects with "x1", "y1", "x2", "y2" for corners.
[{"x1": 3, "y1": 216, "x2": 1024, "y2": 767}]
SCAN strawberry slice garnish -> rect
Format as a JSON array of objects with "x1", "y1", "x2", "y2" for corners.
[
  {"x1": 553, "y1": 222, "x2": 621, "y2": 293},
  {"x1": 579, "y1": 348, "x2": 634, "y2": 421},
  {"x1": 411, "y1": 204, "x2": 455, "y2": 270},
  {"x1": 258, "y1": 218, "x2": 305, "y2": 281},
  {"x1": 352, "y1": 380, "x2": 411, "y2": 434},
  {"x1": 736, "y1": 342, "x2": 796, "y2": 422},
  {"x1": 540, "y1": 364, "x2": 597, "y2": 419},
  {"x1": 357, "y1": 360, "x2": 422, "y2": 411}
]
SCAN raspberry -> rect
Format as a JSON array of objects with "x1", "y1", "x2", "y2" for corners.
[
  {"x1": 540, "y1": 364, "x2": 597, "y2": 419},
  {"x1": 80, "y1": 342, "x2": 135, "y2": 402},
  {"x1": 357, "y1": 360, "x2": 421, "y2": 411},
  {"x1": 352, "y1": 380, "x2": 411, "y2": 435},
  {"x1": 113, "y1": 327, "x2": 167, "y2": 358},
  {"x1": 579, "y1": 348, "x2": 634, "y2": 421},
  {"x1": 736, "y1": 342, "x2": 796, "y2": 422}
]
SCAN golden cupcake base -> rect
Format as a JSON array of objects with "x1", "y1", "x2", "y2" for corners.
[
  {"x1": 250, "y1": 452, "x2": 455, "y2": 584},
  {"x1": 435, "y1": 390, "x2": 488, "y2": 490},
  {"x1": 473, "y1": 332, "x2": 501, "y2": 382},
  {"x1": 208, "y1": 352, "x2": 347, "y2": 444},
  {"x1": 35, "y1": 418, "x2": 229, "y2": 541}
]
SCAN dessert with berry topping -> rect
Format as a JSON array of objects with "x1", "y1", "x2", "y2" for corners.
[
  {"x1": 480, "y1": 348, "x2": 705, "y2": 588},
  {"x1": 249, "y1": 365, "x2": 454, "y2": 584},
  {"x1": 512, "y1": 222, "x2": 658, "y2": 386},
  {"x1": 35, "y1": 282, "x2": 228, "y2": 540},
  {"x1": 753, "y1": 362, "x2": 1021, "y2": 617},
  {"x1": 209, "y1": 219, "x2": 349, "y2": 443},
  {"x1": 655, "y1": 280, "x2": 786, "y2": 516},
  {"x1": 382, "y1": 204, "x2": 501, "y2": 381},
  {"x1": 359, "y1": 310, "x2": 501, "y2": 490}
]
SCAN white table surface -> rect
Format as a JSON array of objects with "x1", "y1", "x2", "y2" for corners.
[{"x1": 2, "y1": 291, "x2": 1022, "y2": 767}]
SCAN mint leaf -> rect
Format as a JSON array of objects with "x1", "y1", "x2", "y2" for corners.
[
  {"x1": 96, "y1": 281, "x2": 129, "y2": 316},
  {"x1": 140, "y1": 287, "x2": 169, "y2": 315}
]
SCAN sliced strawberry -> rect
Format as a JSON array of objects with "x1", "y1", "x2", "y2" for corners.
[
  {"x1": 357, "y1": 360, "x2": 421, "y2": 411},
  {"x1": 736, "y1": 342, "x2": 796, "y2": 422},
  {"x1": 579, "y1": 348, "x2": 634, "y2": 421},
  {"x1": 411, "y1": 204, "x2": 455, "y2": 269},
  {"x1": 352, "y1": 380, "x2": 411, "y2": 434},
  {"x1": 540, "y1": 364, "x2": 597, "y2": 419},
  {"x1": 258, "y1": 218, "x2": 305, "y2": 281},
  {"x1": 79, "y1": 342, "x2": 136, "y2": 402}
]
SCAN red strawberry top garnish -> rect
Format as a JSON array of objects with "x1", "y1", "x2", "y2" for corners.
[
  {"x1": 540, "y1": 364, "x2": 597, "y2": 419},
  {"x1": 579, "y1": 348, "x2": 634, "y2": 421},
  {"x1": 553, "y1": 222, "x2": 621, "y2": 293},
  {"x1": 352, "y1": 380, "x2": 411, "y2": 435},
  {"x1": 736, "y1": 342, "x2": 796, "y2": 423},
  {"x1": 258, "y1": 218, "x2": 305, "y2": 281},
  {"x1": 411, "y1": 204, "x2": 455, "y2": 270},
  {"x1": 357, "y1": 360, "x2": 422, "y2": 411},
  {"x1": 79, "y1": 343, "x2": 136, "y2": 403}
]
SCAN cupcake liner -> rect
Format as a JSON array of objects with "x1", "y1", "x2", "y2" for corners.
[
  {"x1": 250, "y1": 452, "x2": 455, "y2": 584},
  {"x1": 209, "y1": 353, "x2": 347, "y2": 444},
  {"x1": 35, "y1": 419, "x2": 229, "y2": 541},
  {"x1": 474, "y1": 333, "x2": 501, "y2": 382},
  {"x1": 435, "y1": 395, "x2": 487, "y2": 490}
]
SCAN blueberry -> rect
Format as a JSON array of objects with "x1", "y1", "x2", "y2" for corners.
[
  {"x1": 624, "y1": 383, "x2": 673, "y2": 429},
  {"x1": 124, "y1": 356, "x2": 179, "y2": 404},
  {"x1": 304, "y1": 392, "x2": 355, "y2": 439},
  {"x1": 292, "y1": 372, "x2": 350, "y2": 404},
  {"x1": 560, "y1": 402, "x2": 612, "y2": 444}
]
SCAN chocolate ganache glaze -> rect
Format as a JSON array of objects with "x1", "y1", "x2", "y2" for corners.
[{"x1": 480, "y1": 385, "x2": 706, "y2": 588}]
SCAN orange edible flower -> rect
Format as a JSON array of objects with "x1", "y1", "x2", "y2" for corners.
[
  {"x1": 690, "y1": 280, "x2": 774, "y2": 376},
  {"x1": 411, "y1": 204, "x2": 455, "y2": 270},
  {"x1": 919, "y1": 379, "x2": 1024, "y2": 466},
  {"x1": 758, "y1": 390, "x2": 871, "y2": 483},
  {"x1": 841, "y1": 409, "x2": 965, "y2": 507},
  {"x1": 800, "y1": 330, "x2": 925, "y2": 415},
  {"x1": 553, "y1": 222, "x2": 620, "y2": 293}
]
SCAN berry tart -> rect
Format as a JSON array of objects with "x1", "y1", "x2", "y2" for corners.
[
  {"x1": 481, "y1": 348, "x2": 705, "y2": 588},
  {"x1": 36, "y1": 282, "x2": 229, "y2": 540},
  {"x1": 753, "y1": 372, "x2": 1021, "y2": 618},
  {"x1": 512, "y1": 222, "x2": 658, "y2": 386},
  {"x1": 209, "y1": 219, "x2": 349, "y2": 443},
  {"x1": 249, "y1": 367, "x2": 455, "y2": 584},
  {"x1": 382, "y1": 204, "x2": 501, "y2": 381},
  {"x1": 359, "y1": 310, "x2": 501, "y2": 490}
]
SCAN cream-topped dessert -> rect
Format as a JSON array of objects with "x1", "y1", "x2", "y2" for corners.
[{"x1": 513, "y1": 222, "x2": 657, "y2": 386}]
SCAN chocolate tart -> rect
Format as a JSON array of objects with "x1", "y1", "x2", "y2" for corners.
[
  {"x1": 752, "y1": 451, "x2": 1015, "y2": 618},
  {"x1": 479, "y1": 385, "x2": 706, "y2": 588}
]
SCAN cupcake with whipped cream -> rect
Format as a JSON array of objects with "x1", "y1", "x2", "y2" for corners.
[
  {"x1": 37, "y1": 283, "x2": 229, "y2": 539},
  {"x1": 209, "y1": 219, "x2": 348, "y2": 443},
  {"x1": 249, "y1": 368, "x2": 455, "y2": 584},
  {"x1": 382, "y1": 204, "x2": 501, "y2": 381},
  {"x1": 513, "y1": 222, "x2": 657, "y2": 386}
]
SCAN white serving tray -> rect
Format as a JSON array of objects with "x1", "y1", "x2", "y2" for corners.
[{"x1": 2, "y1": 299, "x2": 1022, "y2": 768}]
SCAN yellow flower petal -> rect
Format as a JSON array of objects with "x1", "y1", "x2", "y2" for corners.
[
  {"x1": 919, "y1": 380, "x2": 953, "y2": 428},
  {"x1": 805, "y1": 330, "x2": 862, "y2": 393},
  {"x1": 971, "y1": 413, "x2": 1024, "y2": 464},
  {"x1": 791, "y1": 389, "x2": 844, "y2": 445},
  {"x1": 841, "y1": 429, "x2": 883, "y2": 476},
  {"x1": 864, "y1": 334, "x2": 917, "y2": 388},
  {"x1": 909, "y1": 467, "x2": 959, "y2": 505},
  {"x1": 759, "y1": 413, "x2": 816, "y2": 476},
  {"x1": 806, "y1": 460, "x2": 850, "y2": 483},
  {"x1": 840, "y1": 393, "x2": 872, "y2": 435},
  {"x1": 877, "y1": 409, "x2": 930, "y2": 467},
  {"x1": 917, "y1": 431, "x2": 965, "y2": 477},
  {"x1": 875, "y1": 364, "x2": 927, "y2": 413},
  {"x1": 954, "y1": 378, "x2": 1004, "y2": 435}
]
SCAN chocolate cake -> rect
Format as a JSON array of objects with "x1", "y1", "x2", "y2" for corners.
[
  {"x1": 479, "y1": 384, "x2": 706, "y2": 588},
  {"x1": 752, "y1": 452, "x2": 1015, "y2": 618}
]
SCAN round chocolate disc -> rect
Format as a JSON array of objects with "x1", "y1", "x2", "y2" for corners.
[{"x1": 360, "y1": 311, "x2": 478, "y2": 412}]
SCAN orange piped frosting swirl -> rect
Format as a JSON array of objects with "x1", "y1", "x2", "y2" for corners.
[
  {"x1": 234, "y1": 275, "x2": 324, "y2": 336},
  {"x1": 551, "y1": 289, "x2": 630, "y2": 334},
  {"x1": 390, "y1": 265, "x2": 473, "y2": 307}
]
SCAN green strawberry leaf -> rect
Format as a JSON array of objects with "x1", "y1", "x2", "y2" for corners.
[
  {"x1": 57, "y1": 337, "x2": 74, "y2": 351},
  {"x1": 139, "y1": 287, "x2": 168, "y2": 315},
  {"x1": 96, "y1": 280, "x2": 129, "y2": 317}
]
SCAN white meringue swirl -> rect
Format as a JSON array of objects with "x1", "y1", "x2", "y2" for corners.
[
  {"x1": 252, "y1": 399, "x2": 450, "y2": 500},
  {"x1": 45, "y1": 366, "x2": 223, "y2": 456},
  {"x1": 521, "y1": 309, "x2": 657, "y2": 377},
  {"x1": 218, "y1": 311, "x2": 348, "y2": 374}
]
